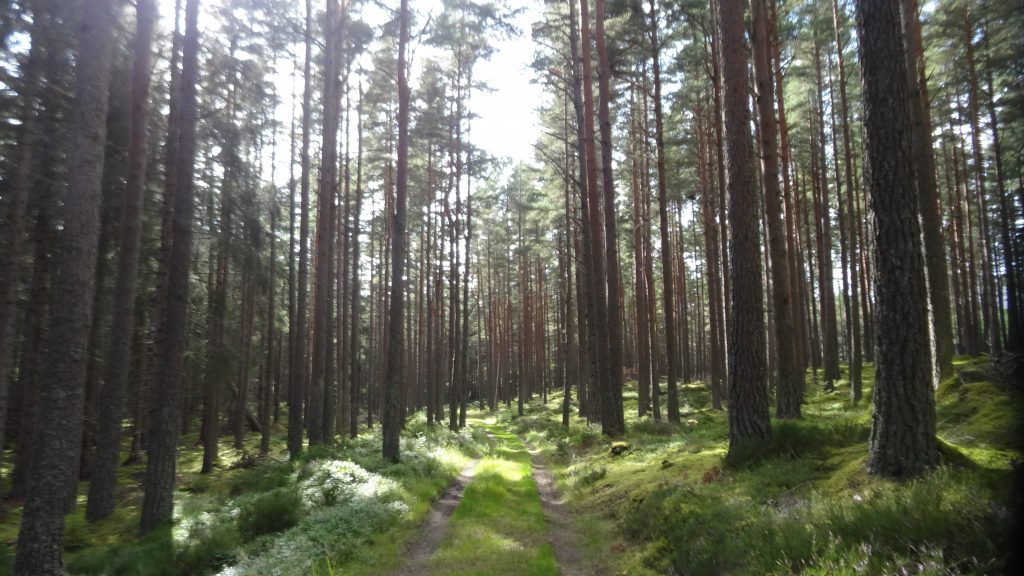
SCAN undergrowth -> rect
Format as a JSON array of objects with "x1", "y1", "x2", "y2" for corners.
[
  {"x1": 510, "y1": 355, "x2": 1020, "y2": 575},
  {"x1": 12, "y1": 412, "x2": 486, "y2": 576}
]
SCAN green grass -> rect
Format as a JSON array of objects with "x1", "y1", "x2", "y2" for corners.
[
  {"x1": 507, "y1": 356, "x2": 1019, "y2": 575},
  {"x1": 0, "y1": 412, "x2": 486, "y2": 576},
  {"x1": 2, "y1": 357, "x2": 1016, "y2": 575},
  {"x1": 425, "y1": 422, "x2": 557, "y2": 576}
]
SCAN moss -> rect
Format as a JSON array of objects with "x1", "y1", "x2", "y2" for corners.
[{"x1": 515, "y1": 356, "x2": 1017, "y2": 575}]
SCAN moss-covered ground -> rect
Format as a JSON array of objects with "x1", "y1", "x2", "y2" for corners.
[{"x1": 505, "y1": 356, "x2": 1021, "y2": 575}]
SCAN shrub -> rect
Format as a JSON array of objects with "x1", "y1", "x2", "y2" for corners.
[
  {"x1": 630, "y1": 418, "x2": 676, "y2": 436},
  {"x1": 177, "y1": 518, "x2": 242, "y2": 574},
  {"x1": 227, "y1": 464, "x2": 409, "y2": 575},
  {"x1": 298, "y1": 459, "x2": 404, "y2": 508},
  {"x1": 237, "y1": 487, "x2": 303, "y2": 538},
  {"x1": 727, "y1": 418, "x2": 871, "y2": 466},
  {"x1": 573, "y1": 465, "x2": 607, "y2": 488},
  {"x1": 228, "y1": 460, "x2": 293, "y2": 496},
  {"x1": 66, "y1": 526, "x2": 176, "y2": 576},
  {"x1": 623, "y1": 467, "x2": 1009, "y2": 575},
  {"x1": 182, "y1": 474, "x2": 212, "y2": 494}
]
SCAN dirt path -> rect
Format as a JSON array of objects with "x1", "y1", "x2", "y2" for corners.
[
  {"x1": 391, "y1": 428, "x2": 597, "y2": 576},
  {"x1": 524, "y1": 440, "x2": 603, "y2": 576},
  {"x1": 390, "y1": 458, "x2": 479, "y2": 576}
]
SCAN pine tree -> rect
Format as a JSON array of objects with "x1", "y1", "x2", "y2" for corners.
[
  {"x1": 855, "y1": 0, "x2": 937, "y2": 478},
  {"x1": 15, "y1": 0, "x2": 119, "y2": 569}
]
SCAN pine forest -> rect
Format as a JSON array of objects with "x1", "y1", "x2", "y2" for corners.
[{"x1": 0, "y1": 0, "x2": 1021, "y2": 574}]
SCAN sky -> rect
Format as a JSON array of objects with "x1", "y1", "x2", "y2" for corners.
[
  {"x1": 154, "y1": 0, "x2": 545, "y2": 171},
  {"x1": 459, "y1": 2, "x2": 545, "y2": 162}
]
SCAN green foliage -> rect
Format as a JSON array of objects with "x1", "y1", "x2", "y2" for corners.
[
  {"x1": 629, "y1": 418, "x2": 677, "y2": 437},
  {"x1": 182, "y1": 474, "x2": 212, "y2": 494},
  {"x1": 624, "y1": 468, "x2": 1007, "y2": 575},
  {"x1": 175, "y1": 519, "x2": 242, "y2": 574},
  {"x1": 937, "y1": 378, "x2": 1024, "y2": 450},
  {"x1": 233, "y1": 484, "x2": 405, "y2": 575},
  {"x1": 236, "y1": 487, "x2": 303, "y2": 538},
  {"x1": 67, "y1": 527, "x2": 177, "y2": 576},
  {"x1": 572, "y1": 464, "x2": 607, "y2": 488},
  {"x1": 727, "y1": 417, "x2": 872, "y2": 466},
  {"x1": 227, "y1": 460, "x2": 294, "y2": 496},
  {"x1": 47, "y1": 412, "x2": 485, "y2": 576},
  {"x1": 426, "y1": 425, "x2": 558, "y2": 576},
  {"x1": 516, "y1": 358, "x2": 1019, "y2": 575}
]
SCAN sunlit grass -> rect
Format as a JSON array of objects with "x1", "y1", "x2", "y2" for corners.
[
  {"x1": 507, "y1": 356, "x2": 1019, "y2": 575},
  {"x1": 0, "y1": 412, "x2": 489, "y2": 576},
  {"x1": 426, "y1": 425, "x2": 556, "y2": 576}
]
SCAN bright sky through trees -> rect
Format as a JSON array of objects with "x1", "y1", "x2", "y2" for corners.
[{"x1": 155, "y1": 0, "x2": 544, "y2": 169}]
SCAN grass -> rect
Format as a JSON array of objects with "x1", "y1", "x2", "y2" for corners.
[
  {"x1": 0, "y1": 411, "x2": 487, "y2": 576},
  {"x1": 1, "y1": 356, "x2": 1016, "y2": 575},
  {"x1": 425, "y1": 422, "x2": 557, "y2": 576},
  {"x1": 507, "y1": 355, "x2": 1020, "y2": 575}
]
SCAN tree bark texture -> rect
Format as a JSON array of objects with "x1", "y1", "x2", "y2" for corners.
[
  {"x1": 139, "y1": 0, "x2": 201, "y2": 533},
  {"x1": 715, "y1": 0, "x2": 772, "y2": 455},
  {"x1": 87, "y1": 0, "x2": 158, "y2": 521},
  {"x1": 15, "y1": 0, "x2": 118, "y2": 570},
  {"x1": 855, "y1": 0, "x2": 938, "y2": 478}
]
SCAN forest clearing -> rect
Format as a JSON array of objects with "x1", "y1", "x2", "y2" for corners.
[{"x1": 0, "y1": 0, "x2": 1022, "y2": 574}]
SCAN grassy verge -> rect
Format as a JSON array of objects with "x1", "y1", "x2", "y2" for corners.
[
  {"x1": 425, "y1": 421, "x2": 556, "y2": 576},
  {"x1": 0, "y1": 412, "x2": 488, "y2": 576},
  {"x1": 507, "y1": 356, "x2": 1020, "y2": 575}
]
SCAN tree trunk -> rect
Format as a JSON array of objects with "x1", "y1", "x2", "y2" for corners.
[
  {"x1": 9, "y1": 90, "x2": 62, "y2": 501},
  {"x1": 963, "y1": 10, "x2": 1001, "y2": 355},
  {"x1": 349, "y1": 84, "x2": 365, "y2": 438},
  {"x1": 832, "y1": 0, "x2": 863, "y2": 401},
  {"x1": 14, "y1": 0, "x2": 118, "y2": 569},
  {"x1": 383, "y1": 0, "x2": 410, "y2": 463},
  {"x1": 750, "y1": 0, "x2": 800, "y2": 419},
  {"x1": 138, "y1": 0, "x2": 201, "y2": 533},
  {"x1": 982, "y1": 31, "x2": 1021, "y2": 352},
  {"x1": 289, "y1": 0, "x2": 313, "y2": 457},
  {"x1": 579, "y1": 0, "x2": 611, "y2": 430},
  {"x1": 648, "y1": 0, "x2": 679, "y2": 424},
  {"x1": 86, "y1": 0, "x2": 158, "y2": 521},
  {"x1": 630, "y1": 90, "x2": 652, "y2": 419},
  {"x1": 0, "y1": 0, "x2": 44, "y2": 458},
  {"x1": 311, "y1": 0, "x2": 342, "y2": 446},
  {"x1": 715, "y1": 0, "x2": 772, "y2": 456},
  {"x1": 770, "y1": 0, "x2": 805, "y2": 378},
  {"x1": 812, "y1": 38, "x2": 840, "y2": 390},
  {"x1": 594, "y1": 0, "x2": 625, "y2": 436},
  {"x1": 855, "y1": 0, "x2": 937, "y2": 479},
  {"x1": 262, "y1": 201, "x2": 277, "y2": 455},
  {"x1": 900, "y1": 0, "x2": 952, "y2": 375}
]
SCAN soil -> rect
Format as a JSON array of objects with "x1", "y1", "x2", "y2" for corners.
[
  {"x1": 389, "y1": 459, "x2": 479, "y2": 576},
  {"x1": 525, "y1": 440, "x2": 604, "y2": 576}
]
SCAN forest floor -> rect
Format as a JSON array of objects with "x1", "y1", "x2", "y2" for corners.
[
  {"x1": 0, "y1": 354, "x2": 1019, "y2": 575},
  {"x1": 506, "y1": 355, "x2": 1022, "y2": 575}
]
